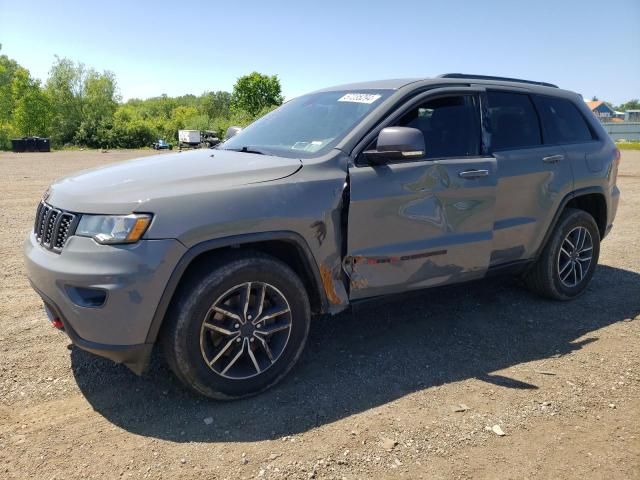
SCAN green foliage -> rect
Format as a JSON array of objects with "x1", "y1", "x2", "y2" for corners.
[
  {"x1": 230, "y1": 72, "x2": 283, "y2": 117},
  {"x1": 12, "y1": 70, "x2": 51, "y2": 137},
  {"x1": 210, "y1": 109, "x2": 255, "y2": 139},
  {"x1": 202, "y1": 91, "x2": 231, "y2": 120},
  {"x1": 109, "y1": 107, "x2": 155, "y2": 148},
  {"x1": 0, "y1": 51, "x2": 16, "y2": 149},
  {"x1": 74, "y1": 70, "x2": 119, "y2": 147},
  {"x1": 45, "y1": 57, "x2": 85, "y2": 145},
  {"x1": 617, "y1": 99, "x2": 640, "y2": 111},
  {"x1": 0, "y1": 45, "x2": 52, "y2": 147},
  {"x1": 0, "y1": 46, "x2": 280, "y2": 150},
  {"x1": 44, "y1": 57, "x2": 120, "y2": 148}
]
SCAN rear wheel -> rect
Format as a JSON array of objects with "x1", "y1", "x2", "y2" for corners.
[
  {"x1": 524, "y1": 208, "x2": 600, "y2": 300},
  {"x1": 162, "y1": 252, "x2": 311, "y2": 399}
]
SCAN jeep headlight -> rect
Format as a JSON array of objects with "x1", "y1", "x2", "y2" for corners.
[{"x1": 76, "y1": 214, "x2": 152, "y2": 245}]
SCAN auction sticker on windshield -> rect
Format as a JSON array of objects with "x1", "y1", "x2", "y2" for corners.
[{"x1": 338, "y1": 93, "x2": 382, "y2": 104}]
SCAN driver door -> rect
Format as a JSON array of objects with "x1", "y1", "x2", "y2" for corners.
[{"x1": 346, "y1": 90, "x2": 497, "y2": 300}]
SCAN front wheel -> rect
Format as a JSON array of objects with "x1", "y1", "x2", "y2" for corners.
[
  {"x1": 524, "y1": 208, "x2": 600, "y2": 300},
  {"x1": 161, "y1": 252, "x2": 311, "y2": 399}
]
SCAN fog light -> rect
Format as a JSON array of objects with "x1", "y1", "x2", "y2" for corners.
[{"x1": 65, "y1": 286, "x2": 107, "y2": 308}]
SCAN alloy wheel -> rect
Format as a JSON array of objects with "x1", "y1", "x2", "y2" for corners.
[
  {"x1": 199, "y1": 282, "x2": 292, "y2": 380},
  {"x1": 557, "y1": 226, "x2": 593, "y2": 288}
]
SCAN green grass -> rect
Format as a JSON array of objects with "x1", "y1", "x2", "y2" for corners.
[{"x1": 617, "y1": 142, "x2": 640, "y2": 151}]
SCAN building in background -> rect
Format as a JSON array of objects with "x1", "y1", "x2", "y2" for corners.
[
  {"x1": 585, "y1": 100, "x2": 617, "y2": 122},
  {"x1": 625, "y1": 110, "x2": 640, "y2": 122}
]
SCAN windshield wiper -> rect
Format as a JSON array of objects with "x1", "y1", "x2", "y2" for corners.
[{"x1": 223, "y1": 146, "x2": 267, "y2": 155}]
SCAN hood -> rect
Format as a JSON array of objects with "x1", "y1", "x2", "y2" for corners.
[{"x1": 47, "y1": 149, "x2": 302, "y2": 214}]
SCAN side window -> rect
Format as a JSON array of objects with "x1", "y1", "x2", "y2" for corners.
[
  {"x1": 395, "y1": 95, "x2": 481, "y2": 159},
  {"x1": 486, "y1": 91, "x2": 542, "y2": 151},
  {"x1": 533, "y1": 96, "x2": 595, "y2": 145}
]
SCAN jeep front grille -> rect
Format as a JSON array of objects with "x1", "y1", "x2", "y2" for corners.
[{"x1": 34, "y1": 202, "x2": 78, "y2": 252}]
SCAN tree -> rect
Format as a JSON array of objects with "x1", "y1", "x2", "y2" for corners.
[
  {"x1": 202, "y1": 90, "x2": 231, "y2": 121},
  {"x1": 210, "y1": 110, "x2": 254, "y2": 139},
  {"x1": 11, "y1": 68, "x2": 51, "y2": 137},
  {"x1": 0, "y1": 46, "x2": 51, "y2": 145},
  {"x1": 74, "y1": 70, "x2": 119, "y2": 147},
  {"x1": 45, "y1": 57, "x2": 120, "y2": 147},
  {"x1": 45, "y1": 57, "x2": 85, "y2": 145},
  {"x1": 0, "y1": 47, "x2": 288, "y2": 150},
  {"x1": 0, "y1": 45, "x2": 20, "y2": 123},
  {"x1": 230, "y1": 72, "x2": 283, "y2": 117},
  {"x1": 0, "y1": 44, "x2": 21, "y2": 148},
  {"x1": 617, "y1": 99, "x2": 640, "y2": 111},
  {"x1": 109, "y1": 105, "x2": 155, "y2": 148}
]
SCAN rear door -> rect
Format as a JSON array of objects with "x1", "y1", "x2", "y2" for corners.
[
  {"x1": 346, "y1": 89, "x2": 497, "y2": 300},
  {"x1": 486, "y1": 90, "x2": 575, "y2": 266},
  {"x1": 531, "y1": 94, "x2": 602, "y2": 194}
]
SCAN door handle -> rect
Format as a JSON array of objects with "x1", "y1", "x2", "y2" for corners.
[
  {"x1": 543, "y1": 154, "x2": 564, "y2": 163},
  {"x1": 458, "y1": 169, "x2": 489, "y2": 179}
]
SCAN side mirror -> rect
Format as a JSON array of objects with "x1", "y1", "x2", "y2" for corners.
[
  {"x1": 226, "y1": 126, "x2": 242, "y2": 139},
  {"x1": 364, "y1": 126, "x2": 425, "y2": 164}
]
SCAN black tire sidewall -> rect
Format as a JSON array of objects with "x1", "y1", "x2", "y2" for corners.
[
  {"x1": 170, "y1": 256, "x2": 310, "y2": 399},
  {"x1": 545, "y1": 210, "x2": 600, "y2": 299}
]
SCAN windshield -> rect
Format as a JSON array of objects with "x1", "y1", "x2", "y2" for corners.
[{"x1": 222, "y1": 89, "x2": 392, "y2": 158}]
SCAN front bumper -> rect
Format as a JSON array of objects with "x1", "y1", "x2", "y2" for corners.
[{"x1": 24, "y1": 233, "x2": 186, "y2": 373}]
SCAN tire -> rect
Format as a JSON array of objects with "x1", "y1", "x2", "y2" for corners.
[
  {"x1": 161, "y1": 252, "x2": 311, "y2": 400},
  {"x1": 524, "y1": 208, "x2": 600, "y2": 300}
]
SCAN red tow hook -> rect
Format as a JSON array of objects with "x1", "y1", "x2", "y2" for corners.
[
  {"x1": 51, "y1": 317, "x2": 64, "y2": 329},
  {"x1": 44, "y1": 305, "x2": 64, "y2": 329}
]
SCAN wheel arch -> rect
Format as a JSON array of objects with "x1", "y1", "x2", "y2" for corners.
[
  {"x1": 565, "y1": 191, "x2": 607, "y2": 238},
  {"x1": 536, "y1": 187, "x2": 607, "y2": 260},
  {"x1": 144, "y1": 231, "x2": 328, "y2": 344}
]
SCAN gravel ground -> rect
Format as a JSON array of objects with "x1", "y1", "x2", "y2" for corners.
[{"x1": 1, "y1": 149, "x2": 638, "y2": 479}]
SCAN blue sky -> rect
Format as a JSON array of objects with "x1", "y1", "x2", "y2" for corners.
[{"x1": 1, "y1": 0, "x2": 638, "y2": 104}]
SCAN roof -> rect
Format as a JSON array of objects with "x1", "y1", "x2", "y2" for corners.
[
  {"x1": 586, "y1": 100, "x2": 604, "y2": 110},
  {"x1": 313, "y1": 78, "x2": 421, "y2": 92},
  {"x1": 437, "y1": 73, "x2": 558, "y2": 88},
  {"x1": 586, "y1": 100, "x2": 615, "y2": 113},
  {"x1": 312, "y1": 75, "x2": 570, "y2": 97}
]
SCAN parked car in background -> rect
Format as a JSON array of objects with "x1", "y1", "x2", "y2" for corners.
[
  {"x1": 24, "y1": 74, "x2": 620, "y2": 400},
  {"x1": 152, "y1": 139, "x2": 173, "y2": 150}
]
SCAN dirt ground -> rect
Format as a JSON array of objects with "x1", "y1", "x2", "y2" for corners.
[{"x1": 1, "y1": 149, "x2": 638, "y2": 480}]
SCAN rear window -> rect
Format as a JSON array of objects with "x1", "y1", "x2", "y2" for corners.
[
  {"x1": 487, "y1": 92, "x2": 542, "y2": 151},
  {"x1": 533, "y1": 96, "x2": 595, "y2": 145}
]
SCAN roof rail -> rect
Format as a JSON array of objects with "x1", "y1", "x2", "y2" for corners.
[{"x1": 438, "y1": 73, "x2": 558, "y2": 88}]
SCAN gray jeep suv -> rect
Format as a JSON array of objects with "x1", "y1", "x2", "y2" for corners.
[{"x1": 24, "y1": 74, "x2": 620, "y2": 399}]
